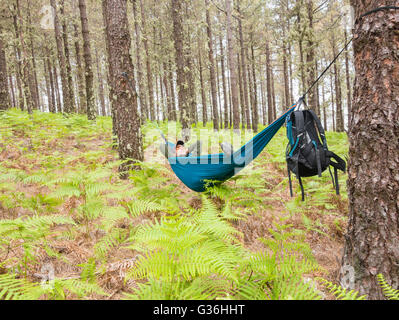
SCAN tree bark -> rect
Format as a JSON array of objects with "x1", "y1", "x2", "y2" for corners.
[
  {"x1": 332, "y1": 34, "x2": 344, "y2": 132},
  {"x1": 102, "y1": 0, "x2": 143, "y2": 177},
  {"x1": 50, "y1": 0, "x2": 69, "y2": 113},
  {"x1": 198, "y1": 39, "x2": 207, "y2": 126},
  {"x1": 265, "y1": 40, "x2": 273, "y2": 124},
  {"x1": 95, "y1": 48, "x2": 106, "y2": 116},
  {"x1": 237, "y1": 3, "x2": 250, "y2": 130},
  {"x1": 305, "y1": 0, "x2": 317, "y2": 112},
  {"x1": 60, "y1": 0, "x2": 75, "y2": 113},
  {"x1": 0, "y1": 25, "x2": 11, "y2": 111},
  {"x1": 205, "y1": 0, "x2": 219, "y2": 130},
  {"x1": 72, "y1": 0, "x2": 86, "y2": 114},
  {"x1": 132, "y1": 0, "x2": 148, "y2": 122},
  {"x1": 140, "y1": 0, "x2": 154, "y2": 121},
  {"x1": 26, "y1": 0, "x2": 41, "y2": 111},
  {"x1": 225, "y1": 0, "x2": 240, "y2": 131},
  {"x1": 171, "y1": 0, "x2": 190, "y2": 138},
  {"x1": 341, "y1": 0, "x2": 399, "y2": 299},
  {"x1": 14, "y1": 0, "x2": 33, "y2": 115},
  {"x1": 79, "y1": 0, "x2": 96, "y2": 120},
  {"x1": 250, "y1": 39, "x2": 258, "y2": 132},
  {"x1": 344, "y1": 29, "x2": 352, "y2": 131},
  {"x1": 219, "y1": 34, "x2": 229, "y2": 129}
]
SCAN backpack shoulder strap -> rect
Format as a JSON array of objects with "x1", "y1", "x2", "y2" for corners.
[
  {"x1": 307, "y1": 109, "x2": 328, "y2": 148},
  {"x1": 293, "y1": 111, "x2": 305, "y2": 135}
]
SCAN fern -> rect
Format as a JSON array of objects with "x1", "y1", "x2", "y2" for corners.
[
  {"x1": 377, "y1": 274, "x2": 399, "y2": 300},
  {"x1": 317, "y1": 278, "x2": 366, "y2": 300}
]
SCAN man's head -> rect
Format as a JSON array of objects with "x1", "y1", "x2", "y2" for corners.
[{"x1": 176, "y1": 140, "x2": 185, "y2": 148}]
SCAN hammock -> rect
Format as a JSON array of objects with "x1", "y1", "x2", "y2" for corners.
[{"x1": 161, "y1": 103, "x2": 297, "y2": 192}]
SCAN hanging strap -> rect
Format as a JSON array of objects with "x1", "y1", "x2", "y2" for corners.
[
  {"x1": 287, "y1": 164, "x2": 293, "y2": 198},
  {"x1": 298, "y1": 175, "x2": 305, "y2": 201},
  {"x1": 334, "y1": 167, "x2": 340, "y2": 195}
]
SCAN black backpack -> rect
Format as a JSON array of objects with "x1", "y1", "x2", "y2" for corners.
[{"x1": 285, "y1": 109, "x2": 346, "y2": 201}]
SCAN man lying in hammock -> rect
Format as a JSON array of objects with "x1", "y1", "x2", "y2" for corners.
[{"x1": 160, "y1": 140, "x2": 233, "y2": 158}]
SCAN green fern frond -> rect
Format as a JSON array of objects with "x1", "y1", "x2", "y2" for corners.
[
  {"x1": 377, "y1": 274, "x2": 399, "y2": 300},
  {"x1": 317, "y1": 278, "x2": 366, "y2": 300}
]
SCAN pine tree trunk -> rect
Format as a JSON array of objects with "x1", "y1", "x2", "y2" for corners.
[
  {"x1": 198, "y1": 39, "x2": 207, "y2": 126},
  {"x1": 332, "y1": 34, "x2": 344, "y2": 132},
  {"x1": 305, "y1": 0, "x2": 317, "y2": 112},
  {"x1": 78, "y1": 0, "x2": 96, "y2": 120},
  {"x1": 237, "y1": 53, "x2": 246, "y2": 129},
  {"x1": 341, "y1": 1, "x2": 399, "y2": 299},
  {"x1": 95, "y1": 48, "x2": 106, "y2": 117},
  {"x1": 167, "y1": 58, "x2": 177, "y2": 121},
  {"x1": 205, "y1": 0, "x2": 219, "y2": 130},
  {"x1": 219, "y1": 35, "x2": 229, "y2": 129},
  {"x1": 0, "y1": 25, "x2": 11, "y2": 111},
  {"x1": 50, "y1": 0, "x2": 70, "y2": 113},
  {"x1": 238, "y1": 4, "x2": 250, "y2": 130},
  {"x1": 250, "y1": 40, "x2": 258, "y2": 133},
  {"x1": 329, "y1": 69, "x2": 335, "y2": 131},
  {"x1": 102, "y1": 0, "x2": 143, "y2": 177},
  {"x1": 72, "y1": 1, "x2": 87, "y2": 114},
  {"x1": 13, "y1": 45, "x2": 24, "y2": 111},
  {"x1": 265, "y1": 40, "x2": 273, "y2": 124},
  {"x1": 9, "y1": 75, "x2": 17, "y2": 108},
  {"x1": 15, "y1": 0, "x2": 32, "y2": 115},
  {"x1": 53, "y1": 63, "x2": 61, "y2": 113},
  {"x1": 60, "y1": 0, "x2": 75, "y2": 113},
  {"x1": 43, "y1": 56, "x2": 52, "y2": 112},
  {"x1": 27, "y1": 0, "x2": 41, "y2": 111},
  {"x1": 132, "y1": 0, "x2": 148, "y2": 121},
  {"x1": 140, "y1": 0, "x2": 155, "y2": 121},
  {"x1": 171, "y1": 0, "x2": 191, "y2": 137},
  {"x1": 344, "y1": 29, "x2": 352, "y2": 131},
  {"x1": 225, "y1": 0, "x2": 240, "y2": 131}
]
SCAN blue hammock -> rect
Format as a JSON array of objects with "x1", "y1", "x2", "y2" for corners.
[{"x1": 161, "y1": 104, "x2": 297, "y2": 192}]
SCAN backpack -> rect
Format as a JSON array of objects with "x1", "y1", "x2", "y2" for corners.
[{"x1": 285, "y1": 109, "x2": 346, "y2": 201}]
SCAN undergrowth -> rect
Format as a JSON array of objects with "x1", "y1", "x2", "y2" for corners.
[{"x1": 0, "y1": 108, "x2": 394, "y2": 300}]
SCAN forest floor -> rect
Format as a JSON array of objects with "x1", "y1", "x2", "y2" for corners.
[{"x1": 0, "y1": 109, "x2": 349, "y2": 300}]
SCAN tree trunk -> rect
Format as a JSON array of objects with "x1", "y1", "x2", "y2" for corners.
[
  {"x1": 132, "y1": 0, "x2": 148, "y2": 122},
  {"x1": 265, "y1": 40, "x2": 273, "y2": 124},
  {"x1": 171, "y1": 0, "x2": 190, "y2": 138},
  {"x1": 237, "y1": 53, "x2": 246, "y2": 128},
  {"x1": 219, "y1": 34, "x2": 229, "y2": 129},
  {"x1": 344, "y1": 29, "x2": 352, "y2": 131},
  {"x1": 225, "y1": 0, "x2": 240, "y2": 131},
  {"x1": 72, "y1": 0, "x2": 87, "y2": 114},
  {"x1": 205, "y1": 0, "x2": 219, "y2": 130},
  {"x1": 250, "y1": 40, "x2": 258, "y2": 133},
  {"x1": 27, "y1": 0, "x2": 41, "y2": 111},
  {"x1": 167, "y1": 58, "x2": 177, "y2": 121},
  {"x1": 102, "y1": 0, "x2": 143, "y2": 177},
  {"x1": 95, "y1": 48, "x2": 106, "y2": 117},
  {"x1": 198, "y1": 39, "x2": 207, "y2": 126},
  {"x1": 14, "y1": 0, "x2": 32, "y2": 115},
  {"x1": 9, "y1": 75, "x2": 17, "y2": 109},
  {"x1": 140, "y1": 0, "x2": 155, "y2": 121},
  {"x1": 237, "y1": 3, "x2": 250, "y2": 130},
  {"x1": 341, "y1": 1, "x2": 399, "y2": 299},
  {"x1": 78, "y1": 0, "x2": 96, "y2": 120},
  {"x1": 329, "y1": 69, "x2": 335, "y2": 131},
  {"x1": 0, "y1": 25, "x2": 11, "y2": 111},
  {"x1": 50, "y1": 0, "x2": 70, "y2": 113},
  {"x1": 60, "y1": 0, "x2": 75, "y2": 113},
  {"x1": 53, "y1": 63, "x2": 61, "y2": 113},
  {"x1": 305, "y1": 0, "x2": 317, "y2": 112},
  {"x1": 43, "y1": 56, "x2": 51, "y2": 112},
  {"x1": 332, "y1": 35, "x2": 344, "y2": 132}
]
